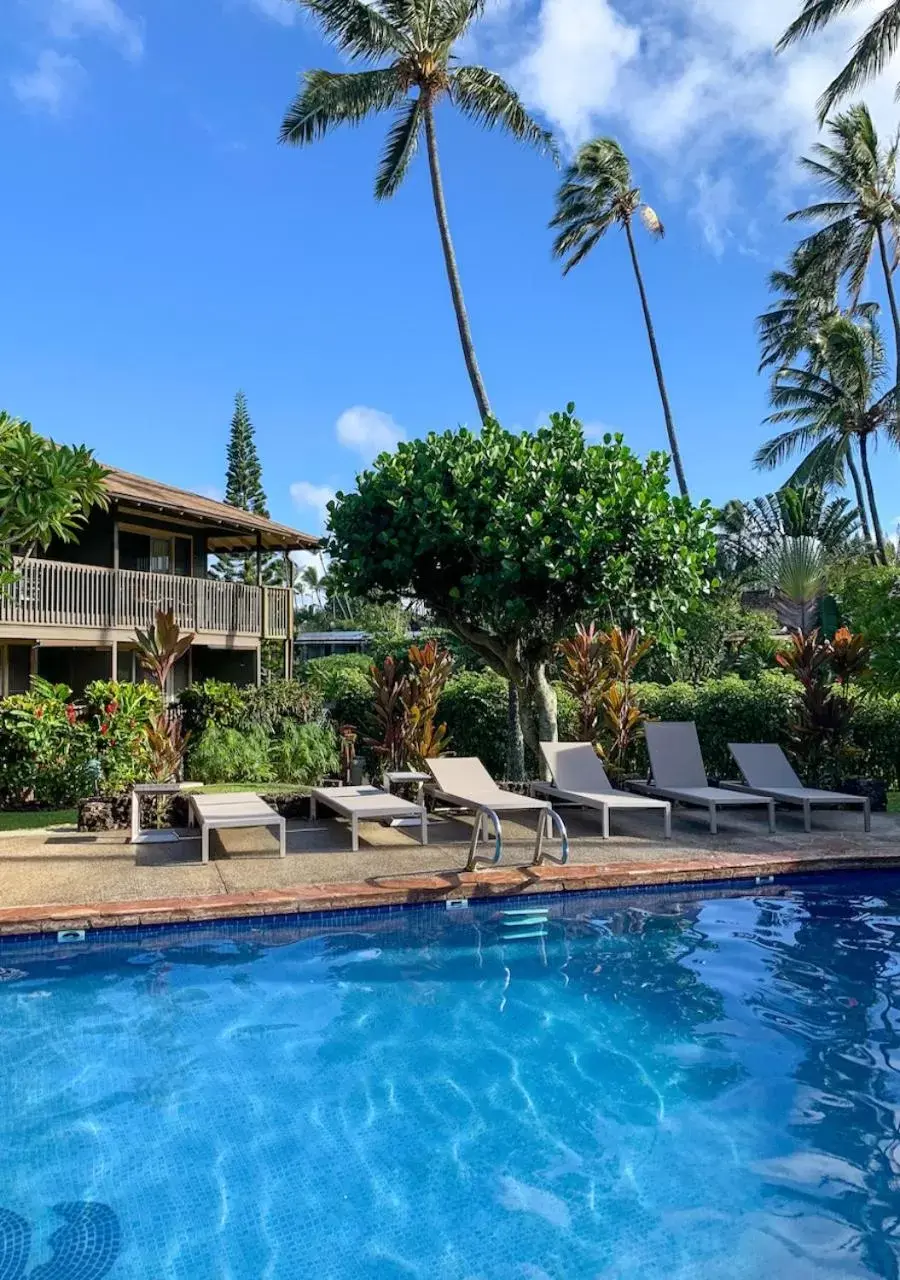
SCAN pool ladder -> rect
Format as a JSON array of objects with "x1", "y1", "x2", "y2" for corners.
[{"x1": 500, "y1": 906, "x2": 550, "y2": 940}]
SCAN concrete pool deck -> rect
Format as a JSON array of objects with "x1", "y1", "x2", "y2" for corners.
[{"x1": 0, "y1": 802, "x2": 898, "y2": 935}]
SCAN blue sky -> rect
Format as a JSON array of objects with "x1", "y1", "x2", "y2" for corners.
[{"x1": 2, "y1": 0, "x2": 900, "y2": 548}]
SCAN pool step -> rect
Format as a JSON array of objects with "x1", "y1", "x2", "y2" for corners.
[{"x1": 500, "y1": 907, "x2": 549, "y2": 940}]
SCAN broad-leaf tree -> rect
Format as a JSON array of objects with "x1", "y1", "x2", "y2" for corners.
[
  {"x1": 549, "y1": 138, "x2": 689, "y2": 497},
  {"x1": 326, "y1": 407, "x2": 716, "y2": 775},
  {"x1": 787, "y1": 105, "x2": 900, "y2": 403},
  {"x1": 0, "y1": 411, "x2": 109, "y2": 581},
  {"x1": 778, "y1": 1, "x2": 900, "y2": 121},
  {"x1": 756, "y1": 315, "x2": 896, "y2": 561},
  {"x1": 279, "y1": 0, "x2": 555, "y2": 423}
]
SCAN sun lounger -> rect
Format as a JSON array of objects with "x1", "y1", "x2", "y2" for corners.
[
  {"x1": 628, "y1": 722, "x2": 776, "y2": 835},
  {"x1": 189, "y1": 792, "x2": 286, "y2": 863},
  {"x1": 532, "y1": 742, "x2": 671, "y2": 838},
  {"x1": 727, "y1": 743, "x2": 871, "y2": 832},
  {"x1": 425, "y1": 757, "x2": 568, "y2": 870},
  {"x1": 309, "y1": 785, "x2": 428, "y2": 851}
]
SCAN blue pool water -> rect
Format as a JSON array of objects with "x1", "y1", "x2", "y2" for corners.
[{"x1": 2, "y1": 875, "x2": 900, "y2": 1279}]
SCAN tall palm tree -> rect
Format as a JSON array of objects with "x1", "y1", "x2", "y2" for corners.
[
  {"x1": 756, "y1": 315, "x2": 896, "y2": 561},
  {"x1": 778, "y1": 0, "x2": 900, "y2": 122},
  {"x1": 787, "y1": 104, "x2": 900, "y2": 403},
  {"x1": 549, "y1": 138, "x2": 689, "y2": 497},
  {"x1": 279, "y1": 0, "x2": 555, "y2": 424}
]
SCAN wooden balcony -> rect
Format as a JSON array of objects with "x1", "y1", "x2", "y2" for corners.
[{"x1": 0, "y1": 558, "x2": 292, "y2": 643}]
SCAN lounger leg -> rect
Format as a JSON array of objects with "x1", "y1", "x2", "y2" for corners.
[
  {"x1": 601, "y1": 805, "x2": 610, "y2": 839},
  {"x1": 533, "y1": 812, "x2": 546, "y2": 865},
  {"x1": 420, "y1": 808, "x2": 428, "y2": 846},
  {"x1": 709, "y1": 803, "x2": 718, "y2": 836},
  {"x1": 351, "y1": 814, "x2": 359, "y2": 853},
  {"x1": 466, "y1": 814, "x2": 481, "y2": 872},
  {"x1": 279, "y1": 817, "x2": 286, "y2": 858},
  {"x1": 201, "y1": 825, "x2": 209, "y2": 864},
  {"x1": 663, "y1": 804, "x2": 672, "y2": 840},
  {"x1": 803, "y1": 800, "x2": 811, "y2": 834},
  {"x1": 863, "y1": 799, "x2": 871, "y2": 833},
  {"x1": 768, "y1": 801, "x2": 776, "y2": 835},
  {"x1": 131, "y1": 790, "x2": 139, "y2": 844},
  {"x1": 309, "y1": 795, "x2": 317, "y2": 822}
]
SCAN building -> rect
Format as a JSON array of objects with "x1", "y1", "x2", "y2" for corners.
[{"x1": 0, "y1": 466, "x2": 318, "y2": 696}]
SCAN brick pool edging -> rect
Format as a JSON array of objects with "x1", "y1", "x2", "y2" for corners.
[{"x1": 2, "y1": 846, "x2": 900, "y2": 936}]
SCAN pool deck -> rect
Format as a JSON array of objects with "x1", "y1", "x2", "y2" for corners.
[{"x1": 0, "y1": 802, "x2": 897, "y2": 935}]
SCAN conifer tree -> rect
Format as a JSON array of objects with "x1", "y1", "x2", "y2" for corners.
[{"x1": 213, "y1": 392, "x2": 284, "y2": 585}]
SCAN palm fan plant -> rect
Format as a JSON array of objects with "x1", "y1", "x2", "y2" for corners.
[
  {"x1": 756, "y1": 315, "x2": 896, "y2": 560},
  {"x1": 279, "y1": 0, "x2": 556, "y2": 423},
  {"x1": 717, "y1": 485, "x2": 860, "y2": 582},
  {"x1": 786, "y1": 104, "x2": 900, "y2": 398},
  {"x1": 549, "y1": 137, "x2": 688, "y2": 497},
  {"x1": 778, "y1": 1, "x2": 900, "y2": 121},
  {"x1": 760, "y1": 536, "x2": 828, "y2": 632}
]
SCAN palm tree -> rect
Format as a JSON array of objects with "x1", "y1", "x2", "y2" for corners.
[
  {"x1": 756, "y1": 315, "x2": 896, "y2": 561},
  {"x1": 278, "y1": 0, "x2": 555, "y2": 424},
  {"x1": 549, "y1": 138, "x2": 688, "y2": 497},
  {"x1": 787, "y1": 105, "x2": 900, "y2": 400},
  {"x1": 778, "y1": 1, "x2": 900, "y2": 121},
  {"x1": 717, "y1": 485, "x2": 860, "y2": 582}
]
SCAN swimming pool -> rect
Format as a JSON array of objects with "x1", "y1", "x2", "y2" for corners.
[{"x1": 2, "y1": 874, "x2": 899, "y2": 1279}]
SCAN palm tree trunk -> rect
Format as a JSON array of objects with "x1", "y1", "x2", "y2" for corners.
[
  {"x1": 857, "y1": 432, "x2": 887, "y2": 562},
  {"x1": 422, "y1": 98, "x2": 492, "y2": 423},
  {"x1": 623, "y1": 217, "x2": 689, "y2": 498},
  {"x1": 846, "y1": 443, "x2": 873, "y2": 547},
  {"x1": 876, "y1": 224, "x2": 900, "y2": 424}
]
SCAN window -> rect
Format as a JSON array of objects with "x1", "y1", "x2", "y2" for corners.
[{"x1": 118, "y1": 526, "x2": 193, "y2": 576}]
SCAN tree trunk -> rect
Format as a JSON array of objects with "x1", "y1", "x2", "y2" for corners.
[
  {"x1": 506, "y1": 681, "x2": 525, "y2": 782},
  {"x1": 422, "y1": 98, "x2": 492, "y2": 424},
  {"x1": 857, "y1": 432, "x2": 887, "y2": 563},
  {"x1": 845, "y1": 442, "x2": 873, "y2": 549},
  {"x1": 525, "y1": 663, "x2": 558, "y2": 781},
  {"x1": 624, "y1": 217, "x2": 689, "y2": 499},
  {"x1": 876, "y1": 223, "x2": 900, "y2": 428}
]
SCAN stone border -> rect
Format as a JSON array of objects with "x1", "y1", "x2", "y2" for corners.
[{"x1": 2, "y1": 847, "x2": 900, "y2": 936}]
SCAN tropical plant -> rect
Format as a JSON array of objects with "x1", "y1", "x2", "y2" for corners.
[
  {"x1": 187, "y1": 723, "x2": 273, "y2": 784},
  {"x1": 757, "y1": 243, "x2": 843, "y2": 373},
  {"x1": 0, "y1": 411, "x2": 109, "y2": 581},
  {"x1": 778, "y1": 1, "x2": 900, "y2": 121},
  {"x1": 83, "y1": 680, "x2": 160, "y2": 794},
  {"x1": 279, "y1": 0, "x2": 555, "y2": 423},
  {"x1": 369, "y1": 654, "x2": 410, "y2": 772},
  {"x1": 829, "y1": 556, "x2": 900, "y2": 687},
  {"x1": 134, "y1": 610, "x2": 195, "y2": 781},
  {"x1": 550, "y1": 138, "x2": 688, "y2": 496},
  {"x1": 756, "y1": 315, "x2": 896, "y2": 560},
  {"x1": 0, "y1": 678, "x2": 94, "y2": 806},
  {"x1": 786, "y1": 105, "x2": 900, "y2": 413},
  {"x1": 595, "y1": 627, "x2": 653, "y2": 775},
  {"x1": 717, "y1": 485, "x2": 860, "y2": 581},
  {"x1": 829, "y1": 625, "x2": 872, "y2": 686},
  {"x1": 558, "y1": 623, "x2": 605, "y2": 742},
  {"x1": 327, "y1": 408, "x2": 716, "y2": 776},
  {"x1": 404, "y1": 639, "x2": 452, "y2": 769},
  {"x1": 776, "y1": 629, "x2": 857, "y2": 782},
  {"x1": 758, "y1": 536, "x2": 828, "y2": 632},
  {"x1": 269, "y1": 721, "x2": 339, "y2": 785}
]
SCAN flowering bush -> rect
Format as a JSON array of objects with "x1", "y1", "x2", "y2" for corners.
[
  {"x1": 83, "y1": 680, "x2": 160, "y2": 794},
  {"x1": 0, "y1": 677, "x2": 94, "y2": 806}
]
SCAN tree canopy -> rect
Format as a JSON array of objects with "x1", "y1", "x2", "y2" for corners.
[
  {"x1": 326, "y1": 407, "x2": 716, "y2": 748},
  {"x1": 0, "y1": 411, "x2": 109, "y2": 578}
]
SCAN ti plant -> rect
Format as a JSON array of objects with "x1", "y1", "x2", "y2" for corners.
[
  {"x1": 558, "y1": 623, "x2": 605, "y2": 742},
  {"x1": 776, "y1": 627, "x2": 869, "y2": 783},
  {"x1": 368, "y1": 641, "x2": 453, "y2": 774},
  {"x1": 557, "y1": 624, "x2": 654, "y2": 777},
  {"x1": 134, "y1": 609, "x2": 195, "y2": 782}
]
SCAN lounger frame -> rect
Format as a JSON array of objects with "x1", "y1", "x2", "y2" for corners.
[
  {"x1": 310, "y1": 786, "x2": 428, "y2": 851},
  {"x1": 189, "y1": 792, "x2": 286, "y2": 863}
]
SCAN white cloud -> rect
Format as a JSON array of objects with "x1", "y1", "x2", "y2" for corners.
[
  {"x1": 290, "y1": 481, "x2": 336, "y2": 528},
  {"x1": 10, "y1": 50, "x2": 83, "y2": 112},
  {"x1": 477, "y1": 0, "x2": 899, "y2": 252},
  {"x1": 582, "y1": 421, "x2": 617, "y2": 441},
  {"x1": 335, "y1": 405, "x2": 405, "y2": 460},
  {"x1": 46, "y1": 0, "x2": 144, "y2": 60},
  {"x1": 244, "y1": 0, "x2": 297, "y2": 24}
]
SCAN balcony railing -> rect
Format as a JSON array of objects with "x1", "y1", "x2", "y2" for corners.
[{"x1": 0, "y1": 559, "x2": 292, "y2": 640}]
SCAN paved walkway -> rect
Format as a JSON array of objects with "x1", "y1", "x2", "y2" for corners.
[{"x1": 0, "y1": 803, "x2": 896, "y2": 934}]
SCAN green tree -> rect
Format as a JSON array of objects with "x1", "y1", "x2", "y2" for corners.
[
  {"x1": 0, "y1": 411, "x2": 109, "y2": 582},
  {"x1": 787, "y1": 105, "x2": 900, "y2": 407},
  {"x1": 326, "y1": 407, "x2": 716, "y2": 775},
  {"x1": 778, "y1": 1, "x2": 900, "y2": 121},
  {"x1": 717, "y1": 485, "x2": 861, "y2": 583},
  {"x1": 214, "y1": 392, "x2": 284, "y2": 585},
  {"x1": 278, "y1": 0, "x2": 555, "y2": 424},
  {"x1": 549, "y1": 138, "x2": 689, "y2": 498},
  {"x1": 755, "y1": 315, "x2": 896, "y2": 561}
]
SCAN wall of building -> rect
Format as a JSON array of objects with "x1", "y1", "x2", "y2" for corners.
[{"x1": 39, "y1": 507, "x2": 209, "y2": 576}]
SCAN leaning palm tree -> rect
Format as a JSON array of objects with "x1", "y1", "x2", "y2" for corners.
[
  {"x1": 549, "y1": 137, "x2": 689, "y2": 498},
  {"x1": 787, "y1": 105, "x2": 900, "y2": 399},
  {"x1": 778, "y1": 1, "x2": 900, "y2": 121},
  {"x1": 756, "y1": 315, "x2": 896, "y2": 561},
  {"x1": 279, "y1": 0, "x2": 555, "y2": 424}
]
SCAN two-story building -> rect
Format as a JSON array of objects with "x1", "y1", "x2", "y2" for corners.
[{"x1": 0, "y1": 466, "x2": 318, "y2": 696}]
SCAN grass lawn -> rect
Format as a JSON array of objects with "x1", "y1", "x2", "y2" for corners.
[
  {"x1": 0, "y1": 808, "x2": 78, "y2": 831},
  {"x1": 201, "y1": 783, "x2": 311, "y2": 795}
]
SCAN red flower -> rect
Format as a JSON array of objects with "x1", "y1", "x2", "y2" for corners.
[
  {"x1": 65, "y1": 705, "x2": 76, "y2": 725},
  {"x1": 100, "y1": 722, "x2": 109, "y2": 736},
  {"x1": 34, "y1": 707, "x2": 44, "y2": 719},
  {"x1": 105, "y1": 700, "x2": 118, "y2": 715}
]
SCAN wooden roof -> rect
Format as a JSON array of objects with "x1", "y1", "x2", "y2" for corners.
[{"x1": 103, "y1": 466, "x2": 320, "y2": 553}]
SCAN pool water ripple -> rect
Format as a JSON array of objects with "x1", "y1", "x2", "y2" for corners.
[{"x1": 2, "y1": 875, "x2": 900, "y2": 1278}]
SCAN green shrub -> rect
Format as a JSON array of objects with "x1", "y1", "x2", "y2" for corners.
[
  {"x1": 187, "y1": 723, "x2": 273, "y2": 784},
  {"x1": 0, "y1": 678, "x2": 94, "y2": 806},
  {"x1": 243, "y1": 679, "x2": 324, "y2": 732},
  {"x1": 83, "y1": 679, "x2": 161, "y2": 794},
  {"x1": 269, "y1": 722, "x2": 339, "y2": 785},
  {"x1": 305, "y1": 658, "x2": 377, "y2": 738},
  {"x1": 438, "y1": 672, "x2": 509, "y2": 777},
  {"x1": 178, "y1": 679, "x2": 248, "y2": 737},
  {"x1": 829, "y1": 559, "x2": 900, "y2": 689}
]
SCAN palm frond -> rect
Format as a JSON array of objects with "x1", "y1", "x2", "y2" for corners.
[
  {"x1": 279, "y1": 67, "x2": 403, "y2": 145},
  {"x1": 787, "y1": 436, "x2": 849, "y2": 489},
  {"x1": 429, "y1": 0, "x2": 484, "y2": 45},
  {"x1": 755, "y1": 425, "x2": 823, "y2": 469},
  {"x1": 817, "y1": 2, "x2": 900, "y2": 119},
  {"x1": 302, "y1": 0, "x2": 409, "y2": 60},
  {"x1": 776, "y1": 0, "x2": 861, "y2": 50},
  {"x1": 375, "y1": 96, "x2": 422, "y2": 198},
  {"x1": 450, "y1": 66, "x2": 557, "y2": 158}
]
